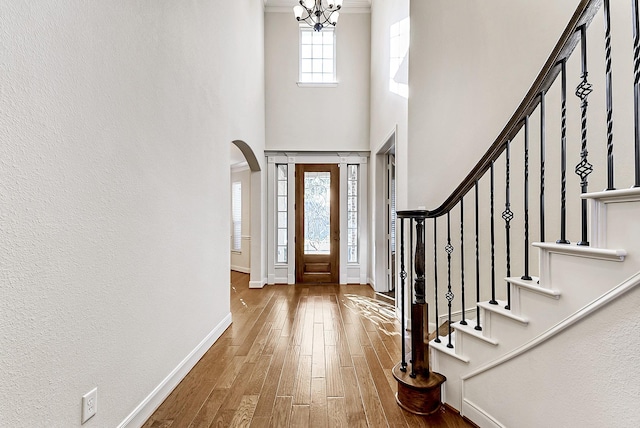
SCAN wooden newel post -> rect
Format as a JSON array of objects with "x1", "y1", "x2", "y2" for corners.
[
  {"x1": 393, "y1": 210, "x2": 446, "y2": 415},
  {"x1": 410, "y1": 218, "x2": 429, "y2": 378}
]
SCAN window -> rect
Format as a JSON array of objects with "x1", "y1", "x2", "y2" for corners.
[
  {"x1": 299, "y1": 27, "x2": 336, "y2": 84},
  {"x1": 390, "y1": 17, "x2": 410, "y2": 98},
  {"x1": 276, "y1": 164, "x2": 288, "y2": 263},
  {"x1": 347, "y1": 165, "x2": 358, "y2": 263},
  {"x1": 232, "y1": 182, "x2": 242, "y2": 252}
]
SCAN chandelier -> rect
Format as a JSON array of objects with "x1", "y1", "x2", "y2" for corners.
[{"x1": 293, "y1": 0, "x2": 343, "y2": 32}]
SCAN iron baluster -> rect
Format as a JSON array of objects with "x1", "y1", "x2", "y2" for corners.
[
  {"x1": 633, "y1": 0, "x2": 640, "y2": 187},
  {"x1": 433, "y1": 218, "x2": 441, "y2": 343},
  {"x1": 558, "y1": 59, "x2": 571, "y2": 244},
  {"x1": 399, "y1": 218, "x2": 407, "y2": 372},
  {"x1": 540, "y1": 92, "x2": 546, "y2": 242},
  {"x1": 575, "y1": 24, "x2": 593, "y2": 247},
  {"x1": 445, "y1": 212, "x2": 454, "y2": 348},
  {"x1": 502, "y1": 140, "x2": 514, "y2": 310},
  {"x1": 474, "y1": 181, "x2": 482, "y2": 331},
  {"x1": 522, "y1": 117, "x2": 533, "y2": 281},
  {"x1": 460, "y1": 199, "x2": 467, "y2": 325},
  {"x1": 409, "y1": 219, "x2": 415, "y2": 378},
  {"x1": 604, "y1": 0, "x2": 615, "y2": 190},
  {"x1": 490, "y1": 161, "x2": 498, "y2": 305}
]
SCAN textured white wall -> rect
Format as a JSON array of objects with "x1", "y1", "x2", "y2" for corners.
[
  {"x1": 464, "y1": 284, "x2": 640, "y2": 427},
  {"x1": 0, "y1": 0, "x2": 264, "y2": 426},
  {"x1": 265, "y1": 12, "x2": 371, "y2": 151},
  {"x1": 368, "y1": 0, "x2": 409, "y2": 289},
  {"x1": 407, "y1": 0, "x2": 577, "y2": 209}
]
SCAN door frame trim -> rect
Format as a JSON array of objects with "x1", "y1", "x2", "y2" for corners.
[{"x1": 265, "y1": 151, "x2": 369, "y2": 285}]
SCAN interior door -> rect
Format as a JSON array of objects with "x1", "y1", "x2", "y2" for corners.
[{"x1": 295, "y1": 164, "x2": 340, "y2": 283}]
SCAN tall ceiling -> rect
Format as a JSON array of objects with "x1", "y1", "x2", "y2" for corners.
[{"x1": 264, "y1": 0, "x2": 372, "y2": 11}]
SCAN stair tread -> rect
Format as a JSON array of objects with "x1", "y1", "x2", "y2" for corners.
[
  {"x1": 506, "y1": 276, "x2": 561, "y2": 299},
  {"x1": 532, "y1": 242, "x2": 626, "y2": 261},
  {"x1": 451, "y1": 319, "x2": 498, "y2": 345},
  {"x1": 582, "y1": 187, "x2": 640, "y2": 201},
  {"x1": 430, "y1": 334, "x2": 470, "y2": 363},
  {"x1": 478, "y1": 300, "x2": 529, "y2": 324}
]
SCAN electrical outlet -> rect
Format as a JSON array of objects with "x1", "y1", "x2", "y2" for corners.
[{"x1": 81, "y1": 387, "x2": 97, "y2": 424}]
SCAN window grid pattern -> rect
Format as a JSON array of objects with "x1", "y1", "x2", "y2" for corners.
[
  {"x1": 347, "y1": 165, "x2": 358, "y2": 263},
  {"x1": 276, "y1": 164, "x2": 288, "y2": 263},
  {"x1": 232, "y1": 182, "x2": 242, "y2": 252},
  {"x1": 300, "y1": 28, "x2": 336, "y2": 83}
]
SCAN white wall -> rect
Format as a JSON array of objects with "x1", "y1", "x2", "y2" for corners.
[
  {"x1": 0, "y1": 1, "x2": 265, "y2": 426},
  {"x1": 368, "y1": 0, "x2": 409, "y2": 290},
  {"x1": 231, "y1": 167, "x2": 252, "y2": 273},
  {"x1": 407, "y1": 0, "x2": 578, "y2": 209},
  {"x1": 265, "y1": 12, "x2": 371, "y2": 151}
]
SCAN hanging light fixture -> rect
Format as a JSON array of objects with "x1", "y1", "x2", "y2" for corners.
[{"x1": 293, "y1": 0, "x2": 342, "y2": 32}]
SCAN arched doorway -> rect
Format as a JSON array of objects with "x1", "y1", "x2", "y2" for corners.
[{"x1": 230, "y1": 140, "x2": 264, "y2": 288}]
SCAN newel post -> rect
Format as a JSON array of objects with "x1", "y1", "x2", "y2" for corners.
[{"x1": 393, "y1": 210, "x2": 446, "y2": 415}]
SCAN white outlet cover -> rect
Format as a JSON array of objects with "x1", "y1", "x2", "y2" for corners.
[{"x1": 81, "y1": 387, "x2": 97, "y2": 424}]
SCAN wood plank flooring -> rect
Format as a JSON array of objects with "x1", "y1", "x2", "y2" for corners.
[{"x1": 143, "y1": 272, "x2": 475, "y2": 428}]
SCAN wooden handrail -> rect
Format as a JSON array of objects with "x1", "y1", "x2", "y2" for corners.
[{"x1": 423, "y1": 0, "x2": 603, "y2": 219}]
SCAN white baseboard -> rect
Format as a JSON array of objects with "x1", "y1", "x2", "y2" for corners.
[
  {"x1": 461, "y1": 398, "x2": 505, "y2": 428},
  {"x1": 231, "y1": 265, "x2": 250, "y2": 274},
  {"x1": 249, "y1": 279, "x2": 266, "y2": 289},
  {"x1": 117, "y1": 313, "x2": 232, "y2": 428}
]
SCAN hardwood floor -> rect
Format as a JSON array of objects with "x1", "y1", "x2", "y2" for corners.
[{"x1": 143, "y1": 272, "x2": 475, "y2": 428}]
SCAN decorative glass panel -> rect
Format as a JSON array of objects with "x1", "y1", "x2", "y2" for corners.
[
  {"x1": 276, "y1": 164, "x2": 288, "y2": 263},
  {"x1": 278, "y1": 212, "x2": 287, "y2": 228},
  {"x1": 347, "y1": 165, "x2": 359, "y2": 263},
  {"x1": 304, "y1": 171, "x2": 331, "y2": 255},
  {"x1": 277, "y1": 246, "x2": 287, "y2": 263}
]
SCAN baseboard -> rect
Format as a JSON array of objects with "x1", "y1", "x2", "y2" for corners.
[
  {"x1": 461, "y1": 398, "x2": 505, "y2": 428},
  {"x1": 249, "y1": 279, "x2": 266, "y2": 289},
  {"x1": 231, "y1": 265, "x2": 250, "y2": 274},
  {"x1": 117, "y1": 313, "x2": 233, "y2": 428}
]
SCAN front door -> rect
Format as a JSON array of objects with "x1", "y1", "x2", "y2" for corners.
[{"x1": 295, "y1": 164, "x2": 340, "y2": 283}]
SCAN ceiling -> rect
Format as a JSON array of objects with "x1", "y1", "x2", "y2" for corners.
[{"x1": 264, "y1": 0, "x2": 372, "y2": 12}]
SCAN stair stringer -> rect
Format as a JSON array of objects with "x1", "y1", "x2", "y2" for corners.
[
  {"x1": 432, "y1": 245, "x2": 630, "y2": 411},
  {"x1": 459, "y1": 270, "x2": 640, "y2": 428},
  {"x1": 431, "y1": 189, "x2": 640, "y2": 415}
]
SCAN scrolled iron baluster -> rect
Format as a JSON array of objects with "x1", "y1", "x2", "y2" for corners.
[
  {"x1": 604, "y1": 0, "x2": 615, "y2": 190},
  {"x1": 460, "y1": 198, "x2": 467, "y2": 325},
  {"x1": 490, "y1": 162, "x2": 498, "y2": 305},
  {"x1": 399, "y1": 218, "x2": 407, "y2": 372},
  {"x1": 502, "y1": 140, "x2": 514, "y2": 310},
  {"x1": 522, "y1": 117, "x2": 532, "y2": 281},
  {"x1": 445, "y1": 211, "x2": 454, "y2": 348},
  {"x1": 557, "y1": 59, "x2": 570, "y2": 245},
  {"x1": 540, "y1": 91, "x2": 546, "y2": 242},
  {"x1": 575, "y1": 25, "x2": 593, "y2": 246},
  {"x1": 433, "y1": 217, "x2": 441, "y2": 343},
  {"x1": 633, "y1": 0, "x2": 640, "y2": 187},
  {"x1": 474, "y1": 181, "x2": 482, "y2": 331}
]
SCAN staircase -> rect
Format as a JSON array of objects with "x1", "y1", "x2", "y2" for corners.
[
  {"x1": 430, "y1": 188, "x2": 640, "y2": 427},
  {"x1": 393, "y1": 0, "x2": 640, "y2": 426}
]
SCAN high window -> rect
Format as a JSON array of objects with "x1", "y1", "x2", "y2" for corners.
[
  {"x1": 299, "y1": 27, "x2": 336, "y2": 84},
  {"x1": 389, "y1": 17, "x2": 410, "y2": 98}
]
